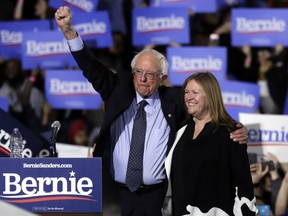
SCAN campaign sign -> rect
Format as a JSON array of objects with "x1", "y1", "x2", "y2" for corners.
[
  {"x1": 0, "y1": 109, "x2": 51, "y2": 158},
  {"x1": 52, "y1": 11, "x2": 112, "y2": 48},
  {"x1": 216, "y1": 0, "x2": 246, "y2": 8},
  {"x1": 284, "y1": 90, "x2": 288, "y2": 114},
  {"x1": 167, "y1": 47, "x2": 227, "y2": 86},
  {"x1": 239, "y1": 113, "x2": 288, "y2": 163},
  {"x1": 0, "y1": 157, "x2": 102, "y2": 213},
  {"x1": 132, "y1": 7, "x2": 190, "y2": 46},
  {"x1": 45, "y1": 70, "x2": 103, "y2": 110},
  {"x1": 232, "y1": 9, "x2": 288, "y2": 47},
  {"x1": 0, "y1": 20, "x2": 50, "y2": 59},
  {"x1": 219, "y1": 80, "x2": 260, "y2": 121},
  {"x1": 150, "y1": 0, "x2": 217, "y2": 13},
  {"x1": 49, "y1": 0, "x2": 98, "y2": 13},
  {"x1": 21, "y1": 31, "x2": 78, "y2": 70},
  {"x1": 0, "y1": 97, "x2": 9, "y2": 112}
]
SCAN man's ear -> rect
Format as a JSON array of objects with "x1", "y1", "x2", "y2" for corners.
[{"x1": 160, "y1": 75, "x2": 170, "y2": 86}]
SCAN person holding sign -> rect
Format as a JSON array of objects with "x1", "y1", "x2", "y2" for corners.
[
  {"x1": 163, "y1": 72, "x2": 257, "y2": 216},
  {"x1": 55, "y1": 6, "x2": 249, "y2": 216}
]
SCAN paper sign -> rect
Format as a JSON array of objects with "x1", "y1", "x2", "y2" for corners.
[
  {"x1": 0, "y1": 158, "x2": 102, "y2": 213},
  {"x1": 45, "y1": 70, "x2": 103, "y2": 110},
  {"x1": 132, "y1": 7, "x2": 190, "y2": 46},
  {"x1": 232, "y1": 9, "x2": 288, "y2": 47},
  {"x1": 239, "y1": 113, "x2": 288, "y2": 163},
  {"x1": 167, "y1": 46, "x2": 227, "y2": 86}
]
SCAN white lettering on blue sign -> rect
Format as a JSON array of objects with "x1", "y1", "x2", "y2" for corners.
[
  {"x1": 222, "y1": 91, "x2": 255, "y2": 107},
  {"x1": 26, "y1": 40, "x2": 69, "y2": 56},
  {"x1": 49, "y1": 79, "x2": 97, "y2": 95},
  {"x1": 236, "y1": 17, "x2": 286, "y2": 33},
  {"x1": 136, "y1": 14, "x2": 185, "y2": 32},
  {"x1": 2, "y1": 172, "x2": 93, "y2": 196},
  {"x1": 0, "y1": 129, "x2": 10, "y2": 151},
  {"x1": 1, "y1": 30, "x2": 22, "y2": 44},
  {"x1": 171, "y1": 55, "x2": 222, "y2": 71},
  {"x1": 64, "y1": 0, "x2": 94, "y2": 12},
  {"x1": 75, "y1": 20, "x2": 106, "y2": 35}
]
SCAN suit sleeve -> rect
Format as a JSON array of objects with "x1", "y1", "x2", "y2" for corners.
[{"x1": 71, "y1": 44, "x2": 117, "y2": 101}]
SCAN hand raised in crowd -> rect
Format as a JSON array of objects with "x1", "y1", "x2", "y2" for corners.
[
  {"x1": 250, "y1": 162, "x2": 269, "y2": 185},
  {"x1": 275, "y1": 172, "x2": 288, "y2": 216},
  {"x1": 262, "y1": 152, "x2": 279, "y2": 180},
  {"x1": 54, "y1": 6, "x2": 77, "y2": 40}
]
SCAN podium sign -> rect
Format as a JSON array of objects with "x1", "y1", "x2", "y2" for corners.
[{"x1": 0, "y1": 158, "x2": 102, "y2": 213}]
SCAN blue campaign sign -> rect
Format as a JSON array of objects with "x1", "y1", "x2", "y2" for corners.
[
  {"x1": 216, "y1": 0, "x2": 245, "y2": 8},
  {"x1": 52, "y1": 12, "x2": 112, "y2": 48},
  {"x1": 219, "y1": 80, "x2": 260, "y2": 121},
  {"x1": 232, "y1": 9, "x2": 288, "y2": 47},
  {"x1": 0, "y1": 109, "x2": 51, "y2": 158},
  {"x1": 167, "y1": 46, "x2": 227, "y2": 86},
  {"x1": 21, "y1": 31, "x2": 78, "y2": 70},
  {"x1": 284, "y1": 90, "x2": 288, "y2": 114},
  {"x1": 49, "y1": 0, "x2": 98, "y2": 13},
  {"x1": 0, "y1": 20, "x2": 50, "y2": 59},
  {"x1": 0, "y1": 97, "x2": 9, "y2": 112},
  {"x1": 132, "y1": 7, "x2": 190, "y2": 46},
  {"x1": 150, "y1": 0, "x2": 217, "y2": 13},
  {"x1": 45, "y1": 70, "x2": 103, "y2": 110},
  {"x1": 0, "y1": 157, "x2": 102, "y2": 213}
]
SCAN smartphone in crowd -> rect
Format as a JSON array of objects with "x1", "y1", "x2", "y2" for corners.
[
  {"x1": 248, "y1": 153, "x2": 257, "y2": 164},
  {"x1": 257, "y1": 205, "x2": 270, "y2": 216},
  {"x1": 261, "y1": 160, "x2": 275, "y2": 171},
  {"x1": 248, "y1": 153, "x2": 275, "y2": 171}
]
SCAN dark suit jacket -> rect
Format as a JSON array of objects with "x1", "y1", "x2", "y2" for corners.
[{"x1": 71, "y1": 45, "x2": 187, "y2": 161}]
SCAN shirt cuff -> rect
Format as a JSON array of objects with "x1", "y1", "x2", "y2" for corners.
[{"x1": 67, "y1": 34, "x2": 84, "y2": 52}]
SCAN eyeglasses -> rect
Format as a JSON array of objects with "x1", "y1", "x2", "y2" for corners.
[{"x1": 132, "y1": 69, "x2": 162, "y2": 80}]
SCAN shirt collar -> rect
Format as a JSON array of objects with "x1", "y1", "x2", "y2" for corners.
[{"x1": 135, "y1": 91, "x2": 159, "y2": 108}]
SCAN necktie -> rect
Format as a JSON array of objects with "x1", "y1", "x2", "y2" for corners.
[{"x1": 126, "y1": 100, "x2": 147, "y2": 192}]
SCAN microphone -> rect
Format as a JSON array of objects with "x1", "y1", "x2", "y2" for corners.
[{"x1": 50, "y1": 120, "x2": 61, "y2": 157}]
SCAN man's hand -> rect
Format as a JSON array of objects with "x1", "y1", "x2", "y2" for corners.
[
  {"x1": 230, "y1": 123, "x2": 248, "y2": 144},
  {"x1": 55, "y1": 6, "x2": 77, "y2": 40}
]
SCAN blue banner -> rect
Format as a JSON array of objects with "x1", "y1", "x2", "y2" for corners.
[
  {"x1": 0, "y1": 20, "x2": 50, "y2": 59},
  {"x1": 0, "y1": 109, "x2": 51, "y2": 158},
  {"x1": 216, "y1": 0, "x2": 246, "y2": 8},
  {"x1": 52, "y1": 12, "x2": 112, "y2": 48},
  {"x1": 21, "y1": 31, "x2": 78, "y2": 70},
  {"x1": 150, "y1": 0, "x2": 217, "y2": 13},
  {"x1": 284, "y1": 90, "x2": 288, "y2": 114},
  {"x1": 45, "y1": 70, "x2": 103, "y2": 110},
  {"x1": 167, "y1": 47, "x2": 227, "y2": 86},
  {"x1": 49, "y1": 0, "x2": 99, "y2": 13},
  {"x1": 219, "y1": 80, "x2": 260, "y2": 121},
  {"x1": 232, "y1": 9, "x2": 288, "y2": 47},
  {"x1": 0, "y1": 158, "x2": 102, "y2": 213},
  {"x1": 0, "y1": 97, "x2": 9, "y2": 112},
  {"x1": 132, "y1": 7, "x2": 190, "y2": 46}
]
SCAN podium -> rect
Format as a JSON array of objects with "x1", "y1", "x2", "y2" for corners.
[
  {"x1": 0, "y1": 200, "x2": 39, "y2": 216},
  {"x1": 0, "y1": 158, "x2": 102, "y2": 216}
]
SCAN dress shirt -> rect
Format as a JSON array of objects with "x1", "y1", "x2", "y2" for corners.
[{"x1": 112, "y1": 92, "x2": 170, "y2": 185}]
